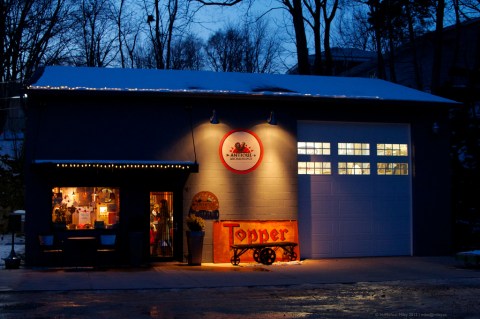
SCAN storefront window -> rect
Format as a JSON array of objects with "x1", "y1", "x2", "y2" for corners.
[{"x1": 52, "y1": 187, "x2": 120, "y2": 230}]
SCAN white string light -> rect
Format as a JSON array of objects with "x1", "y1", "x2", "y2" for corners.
[{"x1": 55, "y1": 163, "x2": 191, "y2": 170}]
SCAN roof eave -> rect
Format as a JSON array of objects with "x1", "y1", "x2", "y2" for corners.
[{"x1": 26, "y1": 86, "x2": 458, "y2": 106}]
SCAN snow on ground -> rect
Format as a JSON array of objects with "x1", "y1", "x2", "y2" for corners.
[{"x1": 0, "y1": 233, "x2": 25, "y2": 267}]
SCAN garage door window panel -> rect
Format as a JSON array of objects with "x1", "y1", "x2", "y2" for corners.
[
  {"x1": 298, "y1": 142, "x2": 331, "y2": 155},
  {"x1": 377, "y1": 163, "x2": 409, "y2": 175},
  {"x1": 377, "y1": 144, "x2": 408, "y2": 156},
  {"x1": 338, "y1": 162, "x2": 371, "y2": 175},
  {"x1": 338, "y1": 143, "x2": 370, "y2": 156},
  {"x1": 298, "y1": 162, "x2": 331, "y2": 175}
]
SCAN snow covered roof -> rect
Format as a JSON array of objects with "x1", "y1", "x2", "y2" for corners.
[{"x1": 28, "y1": 66, "x2": 456, "y2": 104}]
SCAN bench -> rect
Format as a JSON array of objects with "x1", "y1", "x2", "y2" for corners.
[
  {"x1": 230, "y1": 242, "x2": 298, "y2": 266},
  {"x1": 96, "y1": 234, "x2": 118, "y2": 267},
  {"x1": 38, "y1": 234, "x2": 118, "y2": 268},
  {"x1": 38, "y1": 234, "x2": 64, "y2": 266}
]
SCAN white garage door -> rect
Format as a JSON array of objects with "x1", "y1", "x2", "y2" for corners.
[{"x1": 298, "y1": 121, "x2": 412, "y2": 258}]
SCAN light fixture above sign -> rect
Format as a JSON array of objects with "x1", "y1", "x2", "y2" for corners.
[
  {"x1": 210, "y1": 109, "x2": 219, "y2": 124},
  {"x1": 267, "y1": 111, "x2": 277, "y2": 125}
]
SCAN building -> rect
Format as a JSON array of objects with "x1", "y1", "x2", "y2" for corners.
[
  {"x1": 24, "y1": 66, "x2": 456, "y2": 267},
  {"x1": 287, "y1": 47, "x2": 377, "y2": 76}
]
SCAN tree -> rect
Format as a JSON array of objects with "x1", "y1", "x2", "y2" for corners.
[
  {"x1": 0, "y1": 0, "x2": 68, "y2": 214},
  {"x1": 112, "y1": 0, "x2": 143, "y2": 68},
  {"x1": 170, "y1": 34, "x2": 205, "y2": 70},
  {"x1": 70, "y1": 0, "x2": 118, "y2": 67},
  {"x1": 205, "y1": 26, "x2": 244, "y2": 72},
  {"x1": 243, "y1": 19, "x2": 282, "y2": 73},
  {"x1": 336, "y1": 6, "x2": 375, "y2": 51},
  {"x1": 431, "y1": 0, "x2": 445, "y2": 94},
  {"x1": 194, "y1": 0, "x2": 311, "y2": 74},
  {"x1": 204, "y1": 20, "x2": 282, "y2": 73},
  {"x1": 280, "y1": 0, "x2": 311, "y2": 74},
  {"x1": 344, "y1": 0, "x2": 434, "y2": 82},
  {"x1": 0, "y1": 152, "x2": 24, "y2": 211},
  {"x1": 453, "y1": 0, "x2": 480, "y2": 19},
  {"x1": 0, "y1": 0, "x2": 69, "y2": 82},
  {"x1": 143, "y1": 0, "x2": 193, "y2": 69},
  {"x1": 303, "y1": 0, "x2": 340, "y2": 75}
]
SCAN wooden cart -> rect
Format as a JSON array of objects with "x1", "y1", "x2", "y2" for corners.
[{"x1": 230, "y1": 242, "x2": 298, "y2": 266}]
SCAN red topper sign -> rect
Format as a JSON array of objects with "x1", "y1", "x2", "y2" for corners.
[{"x1": 213, "y1": 220, "x2": 300, "y2": 263}]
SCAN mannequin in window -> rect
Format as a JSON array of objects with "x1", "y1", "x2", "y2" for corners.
[{"x1": 154, "y1": 200, "x2": 169, "y2": 256}]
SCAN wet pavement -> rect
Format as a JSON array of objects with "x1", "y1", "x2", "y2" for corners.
[
  {"x1": 1, "y1": 275, "x2": 480, "y2": 318},
  {"x1": 2, "y1": 235, "x2": 480, "y2": 318}
]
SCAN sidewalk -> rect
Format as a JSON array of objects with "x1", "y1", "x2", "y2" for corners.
[{"x1": 2, "y1": 253, "x2": 480, "y2": 292}]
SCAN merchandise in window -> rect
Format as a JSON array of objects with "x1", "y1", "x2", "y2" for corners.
[{"x1": 52, "y1": 187, "x2": 120, "y2": 230}]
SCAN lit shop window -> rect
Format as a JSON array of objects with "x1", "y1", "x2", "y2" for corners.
[
  {"x1": 297, "y1": 142, "x2": 331, "y2": 155},
  {"x1": 298, "y1": 162, "x2": 332, "y2": 175},
  {"x1": 377, "y1": 163, "x2": 409, "y2": 175},
  {"x1": 52, "y1": 187, "x2": 120, "y2": 230},
  {"x1": 338, "y1": 162, "x2": 371, "y2": 175},
  {"x1": 338, "y1": 143, "x2": 370, "y2": 156},
  {"x1": 377, "y1": 144, "x2": 408, "y2": 156}
]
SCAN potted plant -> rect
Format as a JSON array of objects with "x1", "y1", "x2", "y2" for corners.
[{"x1": 185, "y1": 214, "x2": 205, "y2": 265}]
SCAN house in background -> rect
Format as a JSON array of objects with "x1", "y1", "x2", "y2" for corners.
[
  {"x1": 287, "y1": 47, "x2": 377, "y2": 76},
  {"x1": 345, "y1": 18, "x2": 480, "y2": 103},
  {"x1": 23, "y1": 66, "x2": 456, "y2": 267}
]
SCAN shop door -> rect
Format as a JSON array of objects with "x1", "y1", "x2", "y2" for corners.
[{"x1": 150, "y1": 192, "x2": 174, "y2": 258}]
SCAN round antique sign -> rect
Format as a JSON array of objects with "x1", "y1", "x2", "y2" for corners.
[
  {"x1": 219, "y1": 129, "x2": 264, "y2": 174},
  {"x1": 189, "y1": 191, "x2": 220, "y2": 220}
]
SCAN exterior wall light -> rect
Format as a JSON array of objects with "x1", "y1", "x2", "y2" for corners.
[
  {"x1": 210, "y1": 110, "x2": 219, "y2": 124},
  {"x1": 432, "y1": 122, "x2": 440, "y2": 134},
  {"x1": 267, "y1": 111, "x2": 277, "y2": 125}
]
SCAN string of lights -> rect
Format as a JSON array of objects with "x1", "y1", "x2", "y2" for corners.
[
  {"x1": 55, "y1": 163, "x2": 192, "y2": 170},
  {"x1": 33, "y1": 160, "x2": 198, "y2": 172}
]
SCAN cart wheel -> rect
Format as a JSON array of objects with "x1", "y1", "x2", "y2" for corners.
[
  {"x1": 260, "y1": 248, "x2": 276, "y2": 265},
  {"x1": 231, "y1": 256, "x2": 240, "y2": 266},
  {"x1": 253, "y1": 249, "x2": 261, "y2": 263},
  {"x1": 282, "y1": 251, "x2": 293, "y2": 261}
]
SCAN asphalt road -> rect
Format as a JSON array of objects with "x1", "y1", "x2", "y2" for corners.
[
  {"x1": 1, "y1": 278, "x2": 480, "y2": 319},
  {"x1": 2, "y1": 236, "x2": 480, "y2": 318}
]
